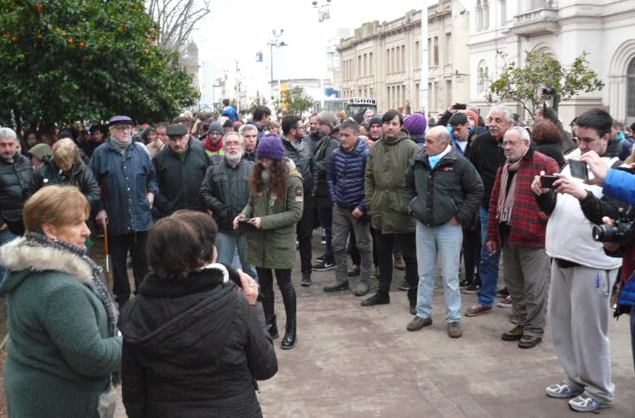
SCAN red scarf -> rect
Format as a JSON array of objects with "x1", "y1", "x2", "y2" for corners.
[{"x1": 204, "y1": 136, "x2": 223, "y2": 152}]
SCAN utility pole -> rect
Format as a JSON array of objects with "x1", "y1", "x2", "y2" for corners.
[
  {"x1": 268, "y1": 30, "x2": 287, "y2": 106},
  {"x1": 312, "y1": 0, "x2": 332, "y2": 110}
]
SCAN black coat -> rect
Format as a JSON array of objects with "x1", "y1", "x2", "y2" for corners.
[
  {"x1": 533, "y1": 140, "x2": 565, "y2": 169},
  {"x1": 119, "y1": 265, "x2": 277, "y2": 418},
  {"x1": 27, "y1": 157, "x2": 102, "y2": 213},
  {"x1": 0, "y1": 153, "x2": 33, "y2": 234},
  {"x1": 467, "y1": 131, "x2": 506, "y2": 207},
  {"x1": 152, "y1": 139, "x2": 211, "y2": 216},
  {"x1": 313, "y1": 132, "x2": 340, "y2": 208}
]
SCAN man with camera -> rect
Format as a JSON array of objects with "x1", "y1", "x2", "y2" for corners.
[{"x1": 530, "y1": 108, "x2": 623, "y2": 413}]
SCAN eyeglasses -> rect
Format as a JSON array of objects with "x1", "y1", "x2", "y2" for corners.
[
  {"x1": 112, "y1": 125, "x2": 132, "y2": 131},
  {"x1": 500, "y1": 140, "x2": 521, "y2": 148}
]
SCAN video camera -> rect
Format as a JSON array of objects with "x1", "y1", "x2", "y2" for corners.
[{"x1": 592, "y1": 207, "x2": 635, "y2": 247}]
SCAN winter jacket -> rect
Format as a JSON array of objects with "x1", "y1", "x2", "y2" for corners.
[
  {"x1": 404, "y1": 146, "x2": 483, "y2": 227},
  {"x1": 89, "y1": 140, "x2": 158, "y2": 235},
  {"x1": 27, "y1": 157, "x2": 101, "y2": 213},
  {"x1": 0, "y1": 237, "x2": 122, "y2": 418},
  {"x1": 0, "y1": 153, "x2": 32, "y2": 234},
  {"x1": 327, "y1": 138, "x2": 369, "y2": 211},
  {"x1": 119, "y1": 265, "x2": 277, "y2": 418},
  {"x1": 222, "y1": 105, "x2": 239, "y2": 122},
  {"x1": 532, "y1": 139, "x2": 566, "y2": 169},
  {"x1": 313, "y1": 132, "x2": 340, "y2": 208},
  {"x1": 467, "y1": 131, "x2": 506, "y2": 207},
  {"x1": 146, "y1": 141, "x2": 165, "y2": 159},
  {"x1": 152, "y1": 139, "x2": 210, "y2": 216},
  {"x1": 241, "y1": 170, "x2": 304, "y2": 269},
  {"x1": 603, "y1": 167, "x2": 635, "y2": 205},
  {"x1": 365, "y1": 130, "x2": 420, "y2": 234},
  {"x1": 302, "y1": 133, "x2": 322, "y2": 156},
  {"x1": 486, "y1": 148, "x2": 559, "y2": 249},
  {"x1": 282, "y1": 135, "x2": 314, "y2": 195},
  {"x1": 200, "y1": 157, "x2": 254, "y2": 233}
]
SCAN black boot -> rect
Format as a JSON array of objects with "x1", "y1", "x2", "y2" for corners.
[
  {"x1": 279, "y1": 278, "x2": 297, "y2": 350},
  {"x1": 266, "y1": 315, "x2": 279, "y2": 339}
]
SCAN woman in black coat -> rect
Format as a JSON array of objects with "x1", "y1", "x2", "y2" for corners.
[
  {"x1": 530, "y1": 120, "x2": 566, "y2": 169},
  {"x1": 119, "y1": 210, "x2": 277, "y2": 418}
]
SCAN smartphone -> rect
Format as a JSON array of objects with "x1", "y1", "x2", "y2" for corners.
[
  {"x1": 569, "y1": 160, "x2": 588, "y2": 180},
  {"x1": 540, "y1": 175, "x2": 558, "y2": 189},
  {"x1": 238, "y1": 218, "x2": 253, "y2": 224},
  {"x1": 455, "y1": 103, "x2": 467, "y2": 110}
]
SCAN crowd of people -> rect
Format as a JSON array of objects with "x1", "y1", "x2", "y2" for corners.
[{"x1": 0, "y1": 97, "x2": 634, "y2": 416}]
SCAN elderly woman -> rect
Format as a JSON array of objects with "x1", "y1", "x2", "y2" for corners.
[
  {"x1": 27, "y1": 137, "x2": 101, "y2": 213},
  {"x1": 120, "y1": 210, "x2": 276, "y2": 418},
  {"x1": 0, "y1": 185, "x2": 122, "y2": 418}
]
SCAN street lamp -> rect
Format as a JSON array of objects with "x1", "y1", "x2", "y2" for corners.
[
  {"x1": 312, "y1": 0, "x2": 331, "y2": 22},
  {"x1": 312, "y1": 0, "x2": 332, "y2": 109},
  {"x1": 268, "y1": 29, "x2": 287, "y2": 104}
]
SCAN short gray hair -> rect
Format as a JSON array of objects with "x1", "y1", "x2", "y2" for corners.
[
  {"x1": 238, "y1": 124, "x2": 257, "y2": 136},
  {"x1": 508, "y1": 126, "x2": 531, "y2": 142},
  {"x1": 0, "y1": 127, "x2": 17, "y2": 140},
  {"x1": 488, "y1": 105, "x2": 514, "y2": 123},
  {"x1": 316, "y1": 111, "x2": 339, "y2": 129},
  {"x1": 223, "y1": 131, "x2": 243, "y2": 146}
]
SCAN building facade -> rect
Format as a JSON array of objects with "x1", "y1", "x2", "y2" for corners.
[
  {"x1": 337, "y1": 0, "x2": 471, "y2": 117},
  {"x1": 467, "y1": 0, "x2": 635, "y2": 125}
]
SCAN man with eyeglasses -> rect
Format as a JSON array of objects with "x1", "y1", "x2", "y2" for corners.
[
  {"x1": 90, "y1": 115, "x2": 158, "y2": 307},
  {"x1": 202, "y1": 121, "x2": 225, "y2": 163},
  {"x1": 485, "y1": 127, "x2": 559, "y2": 348},
  {"x1": 152, "y1": 124, "x2": 211, "y2": 217}
]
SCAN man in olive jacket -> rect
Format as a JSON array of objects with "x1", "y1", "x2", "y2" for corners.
[
  {"x1": 404, "y1": 126, "x2": 483, "y2": 338},
  {"x1": 362, "y1": 110, "x2": 420, "y2": 311}
]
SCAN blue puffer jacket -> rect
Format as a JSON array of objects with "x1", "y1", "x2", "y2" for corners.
[
  {"x1": 619, "y1": 273, "x2": 635, "y2": 307},
  {"x1": 327, "y1": 138, "x2": 369, "y2": 212}
]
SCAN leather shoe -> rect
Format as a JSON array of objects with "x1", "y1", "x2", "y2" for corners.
[
  {"x1": 323, "y1": 280, "x2": 349, "y2": 292},
  {"x1": 361, "y1": 293, "x2": 390, "y2": 306},
  {"x1": 501, "y1": 325, "x2": 524, "y2": 341},
  {"x1": 407, "y1": 316, "x2": 432, "y2": 331},
  {"x1": 518, "y1": 335, "x2": 542, "y2": 349}
]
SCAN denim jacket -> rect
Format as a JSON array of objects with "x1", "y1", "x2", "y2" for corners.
[{"x1": 89, "y1": 141, "x2": 158, "y2": 235}]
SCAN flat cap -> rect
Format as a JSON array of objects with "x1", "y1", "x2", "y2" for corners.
[
  {"x1": 108, "y1": 115, "x2": 133, "y2": 126},
  {"x1": 167, "y1": 124, "x2": 188, "y2": 137}
]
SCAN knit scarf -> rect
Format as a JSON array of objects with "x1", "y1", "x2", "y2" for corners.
[
  {"x1": 496, "y1": 159, "x2": 522, "y2": 224},
  {"x1": 110, "y1": 136, "x2": 131, "y2": 154},
  {"x1": 204, "y1": 136, "x2": 223, "y2": 153}
]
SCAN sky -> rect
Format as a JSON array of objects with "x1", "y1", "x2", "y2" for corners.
[{"x1": 191, "y1": 0, "x2": 429, "y2": 81}]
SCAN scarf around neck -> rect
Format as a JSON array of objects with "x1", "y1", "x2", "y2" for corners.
[
  {"x1": 110, "y1": 136, "x2": 131, "y2": 154},
  {"x1": 496, "y1": 153, "x2": 527, "y2": 224},
  {"x1": 205, "y1": 136, "x2": 223, "y2": 152}
]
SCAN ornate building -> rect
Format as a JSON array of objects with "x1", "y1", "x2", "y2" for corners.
[{"x1": 337, "y1": 0, "x2": 470, "y2": 117}]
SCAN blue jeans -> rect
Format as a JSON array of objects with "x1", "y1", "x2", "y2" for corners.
[
  {"x1": 0, "y1": 229, "x2": 17, "y2": 282},
  {"x1": 476, "y1": 206, "x2": 500, "y2": 307},
  {"x1": 216, "y1": 232, "x2": 257, "y2": 279},
  {"x1": 415, "y1": 221, "x2": 463, "y2": 322}
]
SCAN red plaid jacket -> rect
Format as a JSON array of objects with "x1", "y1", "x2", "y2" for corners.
[{"x1": 487, "y1": 148, "x2": 559, "y2": 248}]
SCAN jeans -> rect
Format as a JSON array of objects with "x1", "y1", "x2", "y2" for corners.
[
  {"x1": 476, "y1": 206, "x2": 500, "y2": 307},
  {"x1": 331, "y1": 205, "x2": 373, "y2": 283},
  {"x1": 318, "y1": 206, "x2": 334, "y2": 262},
  {"x1": 216, "y1": 231, "x2": 257, "y2": 279},
  {"x1": 0, "y1": 229, "x2": 17, "y2": 281},
  {"x1": 376, "y1": 231, "x2": 418, "y2": 303},
  {"x1": 110, "y1": 231, "x2": 149, "y2": 305},
  {"x1": 415, "y1": 221, "x2": 463, "y2": 322}
]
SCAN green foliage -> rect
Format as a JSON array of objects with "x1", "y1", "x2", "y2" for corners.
[
  {"x1": 0, "y1": 0, "x2": 199, "y2": 127},
  {"x1": 486, "y1": 50, "x2": 605, "y2": 117},
  {"x1": 282, "y1": 87, "x2": 313, "y2": 116}
]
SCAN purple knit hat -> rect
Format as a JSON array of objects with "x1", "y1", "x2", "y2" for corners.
[
  {"x1": 257, "y1": 133, "x2": 285, "y2": 161},
  {"x1": 404, "y1": 113, "x2": 427, "y2": 136}
]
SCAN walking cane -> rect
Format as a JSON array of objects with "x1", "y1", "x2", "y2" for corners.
[{"x1": 104, "y1": 223, "x2": 113, "y2": 288}]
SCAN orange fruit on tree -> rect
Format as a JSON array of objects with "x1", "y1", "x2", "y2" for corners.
[{"x1": 12, "y1": 36, "x2": 19, "y2": 42}]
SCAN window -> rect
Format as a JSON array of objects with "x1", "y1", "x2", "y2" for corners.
[
  {"x1": 445, "y1": 80, "x2": 452, "y2": 108},
  {"x1": 477, "y1": 60, "x2": 489, "y2": 93},
  {"x1": 500, "y1": 0, "x2": 506, "y2": 26},
  {"x1": 476, "y1": 0, "x2": 483, "y2": 31},
  {"x1": 415, "y1": 41, "x2": 420, "y2": 69},
  {"x1": 358, "y1": 55, "x2": 362, "y2": 77},
  {"x1": 433, "y1": 36, "x2": 439, "y2": 66},
  {"x1": 445, "y1": 33, "x2": 452, "y2": 64},
  {"x1": 401, "y1": 45, "x2": 405, "y2": 72},
  {"x1": 628, "y1": 57, "x2": 635, "y2": 117},
  {"x1": 415, "y1": 83, "x2": 420, "y2": 111},
  {"x1": 386, "y1": 49, "x2": 390, "y2": 73},
  {"x1": 363, "y1": 54, "x2": 367, "y2": 76},
  {"x1": 428, "y1": 82, "x2": 433, "y2": 111},
  {"x1": 483, "y1": 0, "x2": 490, "y2": 30},
  {"x1": 428, "y1": 38, "x2": 432, "y2": 64},
  {"x1": 387, "y1": 87, "x2": 391, "y2": 107},
  {"x1": 369, "y1": 52, "x2": 373, "y2": 75}
]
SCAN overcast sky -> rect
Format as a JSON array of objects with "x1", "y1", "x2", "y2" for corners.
[{"x1": 191, "y1": 0, "x2": 429, "y2": 80}]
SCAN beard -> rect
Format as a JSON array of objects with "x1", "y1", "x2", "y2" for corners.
[{"x1": 226, "y1": 150, "x2": 244, "y2": 163}]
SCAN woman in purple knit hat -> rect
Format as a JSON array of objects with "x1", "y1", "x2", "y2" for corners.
[{"x1": 404, "y1": 113, "x2": 428, "y2": 147}]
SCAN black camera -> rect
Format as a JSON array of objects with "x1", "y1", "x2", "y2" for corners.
[
  {"x1": 542, "y1": 87, "x2": 557, "y2": 96},
  {"x1": 592, "y1": 209, "x2": 635, "y2": 246}
]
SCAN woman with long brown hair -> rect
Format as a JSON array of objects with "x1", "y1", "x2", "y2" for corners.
[{"x1": 234, "y1": 134, "x2": 304, "y2": 349}]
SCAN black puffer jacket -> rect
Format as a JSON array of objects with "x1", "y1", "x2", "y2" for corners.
[
  {"x1": 282, "y1": 135, "x2": 314, "y2": 195},
  {"x1": 313, "y1": 131, "x2": 340, "y2": 207},
  {"x1": 405, "y1": 147, "x2": 483, "y2": 227},
  {"x1": 0, "y1": 154, "x2": 33, "y2": 234},
  {"x1": 152, "y1": 139, "x2": 211, "y2": 216},
  {"x1": 27, "y1": 157, "x2": 101, "y2": 213},
  {"x1": 119, "y1": 265, "x2": 277, "y2": 418}
]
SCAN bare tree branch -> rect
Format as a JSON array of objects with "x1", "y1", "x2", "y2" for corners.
[{"x1": 146, "y1": 0, "x2": 210, "y2": 55}]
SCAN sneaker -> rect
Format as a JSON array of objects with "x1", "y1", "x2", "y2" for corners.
[
  {"x1": 447, "y1": 321, "x2": 462, "y2": 338},
  {"x1": 354, "y1": 279, "x2": 370, "y2": 297},
  {"x1": 568, "y1": 394, "x2": 613, "y2": 412},
  {"x1": 348, "y1": 265, "x2": 361, "y2": 277},
  {"x1": 459, "y1": 279, "x2": 470, "y2": 288},
  {"x1": 497, "y1": 295, "x2": 512, "y2": 308},
  {"x1": 407, "y1": 316, "x2": 432, "y2": 331},
  {"x1": 501, "y1": 325, "x2": 524, "y2": 341},
  {"x1": 462, "y1": 283, "x2": 480, "y2": 294},
  {"x1": 323, "y1": 280, "x2": 349, "y2": 292},
  {"x1": 361, "y1": 293, "x2": 390, "y2": 307},
  {"x1": 465, "y1": 304, "x2": 492, "y2": 317},
  {"x1": 497, "y1": 287, "x2": 509, "y2": 297},
  {"x1": 316, "y1": 254, "x2": 325, "y2": 262},
  {"x1": 394, "y1": 257, "x2": 406, "y2": 270},
  {"x1": 518, "y1": 335, "x2": 542, "y2": 349},
  {"x1": 300, "y1": 272, "x2": 312, "y2": 287},
  {"x1": 398, "y1": 280, "x2": 410, "y2": 291},
  {"x1": 313, "y1": 260, "x2": 336, "y2": 271},
  {"x1": 545, "y1": 382, "x2": 582, "y2": 399}
]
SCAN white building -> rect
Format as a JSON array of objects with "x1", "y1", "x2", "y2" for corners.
[{"x1": 467, "y1": 0, "x2": 635, "y2": 125}]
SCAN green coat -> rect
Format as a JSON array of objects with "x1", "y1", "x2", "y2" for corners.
[
  {"x1": 241, "y1": 170, "x2": 304, "y2": 269},
  {"x1": 365, "y1": 131, "x2": 420, "y2": 234},
  {"x1": 0, "y1": 237, "x2": 122, "y2": 418}
]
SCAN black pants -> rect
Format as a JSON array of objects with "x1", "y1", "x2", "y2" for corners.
[
  {"x1": 257, "y1": 267, "x2": 296, "y2": 326},
  {"x1": 462, "y1": 226, "x2": 481, "y2": 285},
  {"x1": 296, "y1": 195, "x2": 314, "y2": 274},
  {"x1": 376, "y1": 231, "x2": 418, "y2": 303},
  {"x1": 110, "y1": 231, "x2": 149, "y2": 304},
  {"x1": 348, "y1": 227, "x2": 360, "y2": 266}
]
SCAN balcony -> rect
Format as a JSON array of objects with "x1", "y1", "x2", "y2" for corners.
[{"x1": 509, "y1": 8, "x2": 558, "y2": 37}]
